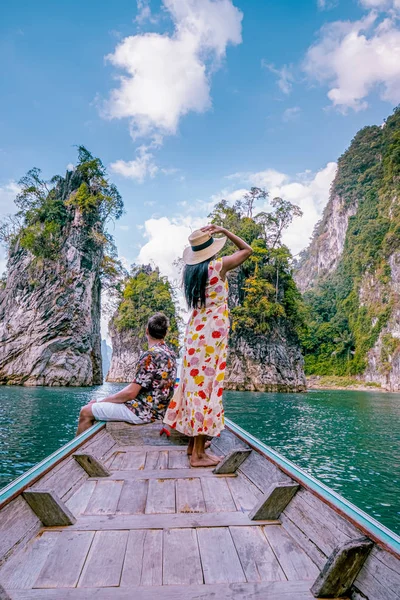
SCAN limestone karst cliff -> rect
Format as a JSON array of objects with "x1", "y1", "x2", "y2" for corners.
[
  {"x1": 0, "y1": 147, "x2": 123, "y2": 386},
  {"x1": 106, "y1": 266, "x2": 179, "y2": 382},
  {"x1": 296, "y1": 107, "x2": 400, "y2": 390}
]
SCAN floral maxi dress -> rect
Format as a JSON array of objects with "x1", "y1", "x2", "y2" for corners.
[{"x1": 164, "y1": 258, "x2": 229, "y2": 437}]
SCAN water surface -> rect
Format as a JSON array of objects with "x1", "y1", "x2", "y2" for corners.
[{"x1": 0, "y1": 385, "x2": 399, "y2": 534}]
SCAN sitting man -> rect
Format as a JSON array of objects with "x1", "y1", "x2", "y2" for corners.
[{"x1": 76, "y1": 313, "x2": 177, "y2": 435}]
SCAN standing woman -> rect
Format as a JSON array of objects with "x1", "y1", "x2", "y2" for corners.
[{"x1": 164, "y1": 225, "x2": 252, "y2": 467}]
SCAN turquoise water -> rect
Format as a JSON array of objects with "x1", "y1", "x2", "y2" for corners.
[{"x1": 0, "y1": 385, "x2": 399, "y2": 534}]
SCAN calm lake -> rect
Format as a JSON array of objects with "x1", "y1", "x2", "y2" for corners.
[{"x1": 0, "y1": 384, "x2": 399, "y2": 534}]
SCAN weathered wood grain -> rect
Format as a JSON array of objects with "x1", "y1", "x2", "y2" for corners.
[
  {"x1": 0, "y1": 532, "x2": 59, "y2": 590},
  {"x1": 78, "y1": 530, "x2": 128, "y2": 588},
  {"x1": 311, "y1": 537, "x2": 373, "y2": 598},
  {"x1": 59, "y1": 512, "x2": 279, "y2": 530},
  {"x1": 106, "y1": 422, "x2": 187, "y2": 447},
  {"x1": 264, "y1": 525, "x2": 319, "y2": 581},
  {"x1": 168, "y1": 451, "x2": 190, "y2": 469},
  {"x1": 229, "y1": 526, "x2": 285, "y2": 582},
  {"x1": 213, "y1": 449, "x2": 252, "y2": 475},
  {"x1": 120, "y1": 530, "x2": 163, "y2": 587},
  {"x1": 197, "y1": 527, "x2": 246, "y2": 583},
  {"x1": 211, "y1": 429, "x2": 250, "y2": 455},
  {"x1": 109, "y1": 452, "x2": 126, "y2": 470},
  {"x1": 155, "y1": 451, "x2": 169, "y2": 470},
  {"x1": 238, "y1": 451, "x2": 291, "y2": 492},
  {"x1": 144, "y1": 451, "x2": 160, "y2": 470},
  {"x1": 145, "y1": 479, "x2": 176, "y2": 514},
  {"x1": 117, "y1": 479, "x2": 148, "y2": 514},
  {"x1": 34, "y1": 531, "x2": 94, "y2": 588},
  {"x1": 227, "y1": 474, "x2": 263, "y2": 512},
  {"x1": 201, "y1": 477, "x2": 236, "y2": 512},
  {"x1": 93, "y1": 468, "x2": 226, "y2": 480},
  {"x1": 81, "y1": 432, "x2": 116, "y2": 460},
  {"x1": 0, "y1": 583, "x2": 11, "y2": 600},
  {"x1": 163, "y1": 529, "x2": 203, "y2": 585},
  {"x1": 0, "y1": 497, "x2": 41, "y2": 565},
  {"x1": 249, "y1": 482, "x2": 299, "y2": 520},
  {"x1": 9, "y1": 579, "x2": 319, "y2": 599},
  {"x1": 22, "y1": 491, "x2": 76, "y2": 527},
  {"x1": 73, "y1": 454, "x2": 110, "y2": 477},
  {"x1": 31, "y1": 456, "x2": 88, "y2": 503},
  {"x1": 140, "y1": 530, "x2": 163, "y2": 586},
  {"x1": 84, "y1": 480, "x2": 123, "y2": 515},
  {"x1": 280, "y1": 512, "x2": 326, "y2": 570},
  {"x1": 65, "y1": 481, "x2": 96, "y2": 516},
  {"x1": 176, "y1": 479, "x2": 206, "y2": 513},
  {"x1": 353, "y1": 545, "x2": 400, "y2": 600},
  {"x1": 121, "y1": 451, "x2": 146, "y2": 470}
]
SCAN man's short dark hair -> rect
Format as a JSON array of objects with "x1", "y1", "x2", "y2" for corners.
[{"x1": 148, "y1": 312, "x2": 169, "y2": 339}]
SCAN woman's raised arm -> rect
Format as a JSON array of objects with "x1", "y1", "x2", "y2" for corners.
[{"x1": 201, "y1": 225, "x2": 253, "y2": 276}]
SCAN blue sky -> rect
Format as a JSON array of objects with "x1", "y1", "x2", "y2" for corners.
[{"x1": 1, "y1": 0, "x2": 399, "y2": 286}]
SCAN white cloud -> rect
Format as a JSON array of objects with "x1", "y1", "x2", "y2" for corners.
[
  {"x1": 304, "y1": 12, "x2": 400, "y2": 112},
  {"x1": 135, "y1": 0, "x2": 158, "y2": 25},
  {"x1": 317, "y1": 0, "x2": 338, "y2": 10},
  {"x1": 226, "y1": 163, "x2": 338, "y2": 254},
  {"x1": 262, "y1": 61, "x2": 294, "y2": 94},
  {"x1": 359, "y1": 0, "x2": 400, "y2": 8},
  {"x1": 104, "y1": 0, "x2": 243, "y2": 139},
  {"x1": 282, "y1": 106, "x2": 301, "y2": 122},
  {"x1": 110, "y1": 145, "x2": 158, "y2": 182}
]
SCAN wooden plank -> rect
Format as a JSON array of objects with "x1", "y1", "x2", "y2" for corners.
[
  {"x1": 163, "y1": 529, "x2": 203, "y2": 585},
  {"x1": 311, "y1": 537, "x2": 373, "y2": 598},
  {"x1": 32, "y1": 458, "x2": 88, "y2": 502},
  {"x1": 84, "y1": 480, "x2": 123, "y2": 515},
  {"x1": 81, "y1": 432, "x2": 116, "y2": 460},
  {"x1": 0, "y1": 584, "x2": 11, "y2": 600},
  {"x1": 201, "y1": 477, "x2": 236, "y2": 512},
  {"x1": 9, "y1": 579, "x2": 318, "y2": 599},
  {"x1": 121, "y1": 451, "x2": 146, "y2": 470},
  {"x1": 197, "y1": 527, "x2": 246, "y2": 583},
  {"x1": 280, "y1": 512, "x2": 326, "y2": 570},
  {"x1": 0, "y1": 532, "x2": 59, "y2": 589},
  {"x1": 65, "y1": 481, "x2": 96, "y2": 516},
  {"x1": 106, "y1": 422, "x2": 188, "y2": 447},
  {"x1": 264, "y1": 525, "x2": 320, "y2": 581},
  {"x1": 94, "y1": 468, "x2": 232, "y2": 480},
  {"x1": 120, "y1": 531, "x2": 146, "y2": 587},
  {"x1": 78, "y1": 531, "x2": 128, "y2": 588},
  {"x1": 354, "y1": 545, "x2": 400, "y2": 600},
  {"x1": 34, "y1": 531, "x2": 94, "y2": 588},
  {"x1": 211, "y1": 429, "x2": 250, "y2": 455},
  {"x1": 22, "y1": 491, "x2": 76, "y2": 526},
  {"x1": 249, "y1": 482, "x2": 299, "y2": 520},
  {"x1": 121, "y1": 531, "x2": 163, "y2": 587},
  {"x1": 73, "y1": 454, "x2": 110, "y2": 477},
  {"x1": 176, "y1": 479, "x2": 206, "y2": 513},
  {"x1": 118, "y1": 445, "x2": 189, "y2": 453},
  {"x1": 213, "y1": 449, "x2": 252, "y2": 475},
  {"x1": 239, "y1": 451, "x2": 291, "y2": 492},
  {"x1": 145, "y1": 479, "x2": 176, "y2": 514},
  {"x1": 0, "y1": 497, "x2": 41, "y2": 565},
  {"x1": 227, "y1": 474, "x2": 263, "y2": 512},
  {"x1": 229, "y1": 526, "x2": 285, "y2": 582},
  {"x1": 58, "y1": 512, "x2": 280, "y2": 531},
  {"x1": 156, "y1": 451, "x2": 168, "y2": 470},
  {"x1": 168, "y1": 451, "x2": 190, "y2": 469},
  {"x1": 109, "y1": 452, "x2": 125, "y2": 470},
  {"x1": 144, "y1": 451, "x2": 160, "y2": 470},
  {"x1": 117, "y1": 480, "x2": 148, "y2": 514}
]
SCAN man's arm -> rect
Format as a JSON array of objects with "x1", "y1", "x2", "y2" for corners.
[{"x1": 96, "y1": 382, "x2": 142, "y2": 404}]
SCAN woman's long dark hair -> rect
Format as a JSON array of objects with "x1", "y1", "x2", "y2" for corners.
[{"x1": 183, "y1": 256, "x2": 214, "y2": 309}]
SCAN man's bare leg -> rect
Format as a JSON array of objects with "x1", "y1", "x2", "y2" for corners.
[{"x1": 76, "y1": 404, "x2": 95, "y2": 436}]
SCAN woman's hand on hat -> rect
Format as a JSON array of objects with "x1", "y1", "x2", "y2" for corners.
[{"x1": 201, "y1": 224, "x2": 226, "y2": 235}]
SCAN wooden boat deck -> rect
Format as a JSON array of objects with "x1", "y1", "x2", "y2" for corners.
[{"x1": 1, "y1": 421, "x2": 399, "y2": 599}]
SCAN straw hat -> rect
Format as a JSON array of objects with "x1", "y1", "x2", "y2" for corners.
[{"x1": 183, "y1": 229, "x2": 227, "y2": 265}]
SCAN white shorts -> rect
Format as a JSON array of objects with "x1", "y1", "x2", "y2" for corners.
[{"x1": 91, "y1": 401, "x2": 145, "y2": 425}]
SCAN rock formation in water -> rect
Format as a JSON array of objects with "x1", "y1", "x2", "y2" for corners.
[
  {"x1": 0, "y1": 147, "x2": 123, "y2": 386},
  {"x1": 101, "y1": 339, "x2": 112, "y2": 380},
  {"x1": 106, "y1": 265, "x2": 179, "y2": 382},
  {"x1": 210, "y1": 196, "x2": 306, "y2": 392},
  {"x1": 296, "y1": 107, "x2": 400, "y2": 390}
]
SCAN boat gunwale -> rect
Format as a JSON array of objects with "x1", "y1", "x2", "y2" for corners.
[
  {"x1": 0, "y1": 422, "x2": 105, "y2": 510},
  {"x1": 226, "y1": 418, "x2": 400, "y2": 559}
]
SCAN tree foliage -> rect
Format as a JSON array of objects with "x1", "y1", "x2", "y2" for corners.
[
  {"x1": 114, "y1": 266, "x2": 181, "y2": 351},
  {"x1": 209, "y1": 191, "x2": 304, "y2": 337}
]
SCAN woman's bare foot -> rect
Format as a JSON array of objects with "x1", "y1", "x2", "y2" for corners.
[{"x1": 190, "y1": 453, "x2": 220, "y2": 467}]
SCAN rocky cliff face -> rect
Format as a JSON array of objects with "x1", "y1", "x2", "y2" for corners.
[
  {"x1": 295, "y1": 193, "x2": 357, "y2": 293},
  {"x1": 106, "y1": 321, "x2": 142, "y2": 382},
  {"x1": 224, "y1": 269, "x2": 306, "y2": 392},
  {"x1": 0, "y1": 171, "x2": 103, "y2": 386}
]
